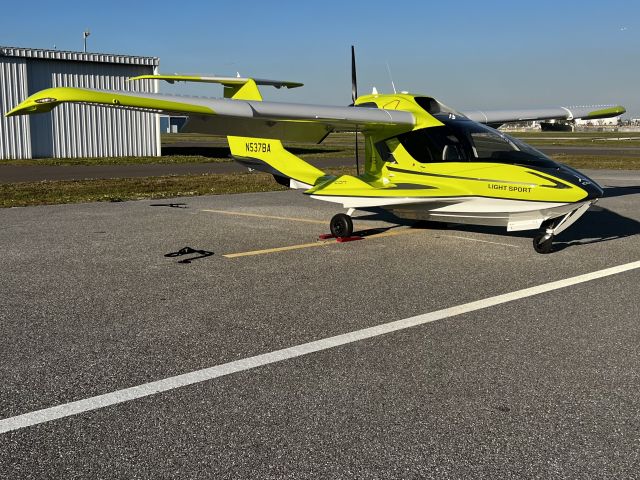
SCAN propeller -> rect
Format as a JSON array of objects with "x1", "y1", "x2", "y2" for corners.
[
  {"x1": 351, "y1": 45, "x2": 358, "y2": 104},
  {"x1": 351, "y1": 45, "x2": 360, "y2": 175}
]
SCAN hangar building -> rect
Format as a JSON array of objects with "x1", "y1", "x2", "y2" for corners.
[{"x1": 0, "y1": 46, "x2": 160, "y2": 160}]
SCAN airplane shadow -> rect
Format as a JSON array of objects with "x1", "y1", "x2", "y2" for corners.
[
  {"x1": 551, "y1": 207, "x2": 640, "y2": 251},
  {"x1": 603, "y1": 185, "x2": 640, "y2": 199},
  {"x1": 150, "y1": 202, "x2": 188, "y2": 208},
  {"x1": 449, "y1": 208, "x2": 639, "y2": 251},
  {"x1": 353, "y1": 204, "x2": 640, "y2": 252},
  {"x1": 351, "y1": 224, "x2": 406, "y2": 237}
]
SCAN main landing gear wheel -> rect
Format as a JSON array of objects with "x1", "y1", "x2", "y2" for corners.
[
  {"x1": 330, "y1": 213, "x2": 353, "y2": 238},
  {"x1": 533, "y1": 232, "x2": 554, "y2": 254}
]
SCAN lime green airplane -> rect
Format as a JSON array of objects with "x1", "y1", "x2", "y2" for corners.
[{"x1": 6, "y1": 49, "x2": 625, "y2": 253}]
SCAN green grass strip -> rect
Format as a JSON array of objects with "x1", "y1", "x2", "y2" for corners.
[{"x1": 0, "y1": 167, "x2": 356, "y2": 208}]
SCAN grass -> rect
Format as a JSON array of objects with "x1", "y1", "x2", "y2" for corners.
[
  {"x1": 511, "y1": 131, "x2": 640, "y2": 147},
  {"x1": 0, "y1": 173, "x2": 286, "y2": 208},
  {"x1": 0, "y1": 166, "x2": 356, "y2": 208},
  {"x1": 513, "y1": 131, "x2": 638, "y2": 138},
  {"x1": 521, "y1": 139, "x2": 640, "y2": 147},
  {"x1": 549, "y1": 154, "x2": 640, "y2": 170}
]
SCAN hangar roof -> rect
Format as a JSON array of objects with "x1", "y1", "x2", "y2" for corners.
[{"x1": 0, "y1": 45, "x2": 159, "y2": 66}]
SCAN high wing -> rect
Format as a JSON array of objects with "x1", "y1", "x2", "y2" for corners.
[
  {"x1": 6, "y1": 86, "x2": 415, "y2": 143},
  {"x1": 6, "y1": 73, "x2": 624, "y2": 140},
  {"x1": 463, "y1": 105, "x2": 626, "y2": 125}
]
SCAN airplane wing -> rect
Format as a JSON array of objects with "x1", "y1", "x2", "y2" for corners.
[
  {"x1": 463, "y1": 105, "x2": 626, "y2": 125},
  {"x1": 6, "y1": 86, "x2": 415, "y2": 143},
  {"x1": 6, "y1": 78, "x2": 623, "y2": 140}
]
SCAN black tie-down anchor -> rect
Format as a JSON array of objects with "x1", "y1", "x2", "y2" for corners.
[{"x1": 164, "y1": 247, "x2": 214, "y2": 263}]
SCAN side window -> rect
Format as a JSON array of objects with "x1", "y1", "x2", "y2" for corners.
[
  {"x1": 470, "y1": 132, "x2": 515, "y2": 159},
  {"x1": 397, "y1": 128, "x2": 468, "y2": 163},
  {"x1": 442, "y1": 135, "x2": 466, "y2": 161}
]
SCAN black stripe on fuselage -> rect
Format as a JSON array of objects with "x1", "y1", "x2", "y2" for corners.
[{"x1": 386, "y1": 165, "x2": 572, "y2": 189}]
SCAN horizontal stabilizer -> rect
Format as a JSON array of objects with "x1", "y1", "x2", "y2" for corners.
[{"x1": 128, "y1": 74, "x2": 303, "y2": 89}]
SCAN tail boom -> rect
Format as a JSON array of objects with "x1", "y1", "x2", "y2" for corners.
[{"x1": 227, "y1": 136, "x2": 326, "y2": 189}]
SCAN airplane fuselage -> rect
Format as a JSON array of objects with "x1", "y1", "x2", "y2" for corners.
[{"x1": 306, "y1": 102, "x2": 602, "y2": 233}]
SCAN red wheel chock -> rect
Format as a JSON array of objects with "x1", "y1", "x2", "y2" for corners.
[{"x1": 319, "y1": 233, "x2": 363, "y2": 242}]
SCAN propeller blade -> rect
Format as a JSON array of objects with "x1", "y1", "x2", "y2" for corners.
[
  {"x1": 351, "y1": 46, "x2": 360, "y2": 175},
  {"x1": 351, "y1": 45, "x2": 358, "y2": 104}
]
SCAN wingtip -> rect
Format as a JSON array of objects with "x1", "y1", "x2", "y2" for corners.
[
  {"x1": 5, "y1": 101, "x2": 46, "y2": 117},
  {"x1": 127, "y1": 75, "x2": 151, "y2": 82}
]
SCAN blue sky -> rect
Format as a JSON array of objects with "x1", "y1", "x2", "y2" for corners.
[{"x1": 3, "y1": 0, "x2": 638, "y2": 115}]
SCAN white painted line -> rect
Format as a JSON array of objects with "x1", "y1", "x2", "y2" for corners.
[
  {"x1": 2, "y1": 260, "x2": 639, "y2": 434},
  {"x1": 442, "y1": 234, "x2": 519, "y2": 248}
]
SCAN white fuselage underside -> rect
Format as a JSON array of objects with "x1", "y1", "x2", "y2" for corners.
[{"x1": 309, "y1": 194, "x2": 592, "y2": 231}]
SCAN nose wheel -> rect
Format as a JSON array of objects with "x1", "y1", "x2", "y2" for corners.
[
  {"x1": 533, "y1": 232, "x2": 554, "y2": 254},
  {"x1": 532, "y1": 218, "x2": 558, "y2": 254},
  {"x1": 330, "y1": 213, "x2": 353, "y2": 238}
]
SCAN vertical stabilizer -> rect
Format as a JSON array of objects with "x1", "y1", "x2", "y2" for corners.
[{"x1": 224, "y1": 79, "x2": 262, "y2": 100}]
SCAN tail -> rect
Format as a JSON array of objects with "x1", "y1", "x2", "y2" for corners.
[
  {"x1": 228, "y1": 136, "x2": 326, "y2": 189},
  {"x1": 225, "y1": 76, "x2": 326, "y2": 189}
]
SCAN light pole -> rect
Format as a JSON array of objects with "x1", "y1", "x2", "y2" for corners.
[{"x1": 83, "y1": 29, "x2": 90, "y2": 53}]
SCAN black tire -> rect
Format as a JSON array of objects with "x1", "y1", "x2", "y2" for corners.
[
  {"x1": 330, "y1": 213, "x2": 353, "y2": 238},
  {"x1": 533, "y1": 233, "x2": 554, "y2": 254}
]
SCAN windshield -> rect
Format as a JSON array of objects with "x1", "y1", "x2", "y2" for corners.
[{"x1": 394, "y1": 114, "x2": 557, "y2": 168}]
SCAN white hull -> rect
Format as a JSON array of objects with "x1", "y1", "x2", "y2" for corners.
[{"x1": 309, "y1": 194, "x2": 593, "y2": 231}]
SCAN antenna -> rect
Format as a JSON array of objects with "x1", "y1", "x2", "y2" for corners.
[
  {"x1": 83, "y1": 29, "x2": 91, "y2": 53},
  {"x1": 385, "y1": 61, "x2": 397, "y2": 94}
]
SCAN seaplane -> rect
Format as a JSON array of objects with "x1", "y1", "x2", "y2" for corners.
[{"x1": 6, "y1": 48, "x2": 625, "y2": 253}]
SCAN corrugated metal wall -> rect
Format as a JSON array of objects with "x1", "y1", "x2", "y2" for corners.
[
  {"x1": 1, "y1": 47, "x2": 159, "y2": 159},
  {"x1": 0, "y1": 58, "x2": 31, "y2": 159},
  {"x1": 28, "y1": 61, "x2": 158, "y2": 158}
]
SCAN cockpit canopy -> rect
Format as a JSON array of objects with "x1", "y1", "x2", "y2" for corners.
[{"x1": 395, "y1": 114, "x2": 558, "y2": 168}]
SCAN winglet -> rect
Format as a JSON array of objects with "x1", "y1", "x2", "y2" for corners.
[
  {"x1": 5, "y1": 87, "x2": 216, "y2": 117},
  {"x1": 5, "y1": 89, "x2": 63, "y2": 116}
]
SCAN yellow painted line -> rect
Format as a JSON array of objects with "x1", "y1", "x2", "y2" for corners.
[
  {"x1": 223, "y1": 226, "x2": 517, "y2": 259},
  {"x1": 224, "y1": 240, "x2": 334, "y2": 258},
  {"x1": 201, "y1": 209, "x2": 326, "y2": 225},
  {"x1": 223, "y1": 227, "x2": 421, "y2": 258}
]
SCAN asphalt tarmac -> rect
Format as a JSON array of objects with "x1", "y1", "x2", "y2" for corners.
[{"x1": 1, "y1": 170, "x2": 640, "y2": 478}]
